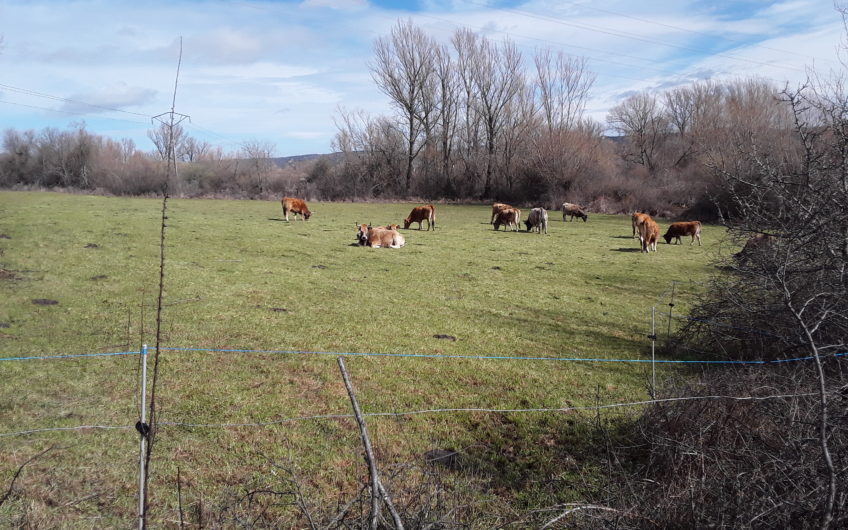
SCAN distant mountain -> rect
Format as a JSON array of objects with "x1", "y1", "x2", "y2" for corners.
[{"x1": 271, "y1": 153, "x2": 341, "y2": 168}]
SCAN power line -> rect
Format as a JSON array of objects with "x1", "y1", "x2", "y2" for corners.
[
  {"x1": 0, "y1": 98, "x2": 152, "y2": 126},
  {"x1": 462, "y1": 0, "x2": 815, "y2": 74},
  {"x1": 516, "y1": 0, "x2": 837, "y2": 67},
  {"x1": 0, "y1": 82, "x2": 153, "y2": 118}
]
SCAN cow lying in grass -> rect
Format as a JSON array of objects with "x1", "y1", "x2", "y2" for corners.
[
  {"x1": 404, "y1": 205, "x2": 436, "y2": 231},
  {"x1": 561, "y1": 202, "x2": 588, "y2": 222},
  {"x1": 639, "y1": 215, "x2": 660, "y2": 253},
  {"x1": 664, "y1": 221, "x2": 702, "y2": 245},
  {"x1": 734, "y1": 233, "x2": 776, "y2": 262},
  {"x1": 493, "y1": 208, "x2": 520, "y2": 231},
  {"x1": 355, "y1": 223, "x2": 405, "y2": 248},
  {"x1": 524, "y1": 207, "x2": 548, "y2": 234}
]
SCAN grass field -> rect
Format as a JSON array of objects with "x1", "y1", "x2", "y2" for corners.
[{"x1": 0, "y1": 191, "x2": 724, "y2": 526}]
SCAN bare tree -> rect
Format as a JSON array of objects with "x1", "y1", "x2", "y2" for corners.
[
  {"x1": 240, "y1": 140, "x2": 276, "y2": 197},
  {"x1": 534, "y1": 49, "x2": 595, "y2": 133},
  {"x1": 453, "y1": 29, "x2": 525, "y2": 197},
  {"x1": 148, "y1": 121, "x2": 187, "y2": 162},
  {"x1": 371, "y1": 19, "x2": 436, "y2": 193},
  {"x1": 607, "y1": 91, "x2": 668, "y2": 172}
]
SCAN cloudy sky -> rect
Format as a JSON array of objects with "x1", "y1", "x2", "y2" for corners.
[{"x1": 0, "y1": 0, "x2": 844, "y2": 157}]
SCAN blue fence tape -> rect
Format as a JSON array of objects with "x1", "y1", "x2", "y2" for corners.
[
  {"x1": 0, "y1": 351, "x2": 141, "y2": 362},
  {"x1": 1, "y1": 347, "x2": 846, "y2": 365}
]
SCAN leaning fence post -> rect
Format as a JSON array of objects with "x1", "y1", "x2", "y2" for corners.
[
  {"x1": 137, "y1": 344, "x2": 148, "y2": 530},
  {"x1": 336, "y1": 357, "x2": 404, "y2": 530}
]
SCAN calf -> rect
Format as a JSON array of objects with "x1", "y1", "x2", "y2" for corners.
[
  {"x1": 493, "y1": 208, "x2": 520, "y2": 231},
  {"x1": 281, "y1": 197, "x2": 312, "y2": 221},
  {"x1": 403, "y1": 205, "x2": 436, "y2": 231},
  {"x1": 524, "y1": 207, "x2": 549, "y2": 234},
  {"x1": 631, "y1": 212, "x2": 649, "y2": 239},
  {"x1": 639, "y1": 215, "x2": 660, "y2": 253},
  {"x1": 663, "y1": 221, "x2": 702, "y2": 245},
  {"x1": 561, "y1": 202, "x2": 588, "y2": 222}
]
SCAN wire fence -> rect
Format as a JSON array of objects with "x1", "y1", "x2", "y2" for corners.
[
  {"x1": 0, "y1": 391, "x2": 822, "y2": 439},
  {"x1": 2, "y1": 344, "x2": 845, "y2": 365},
  {"x1": 2, "y1": 279, "x2": 845, "y2": 527}
]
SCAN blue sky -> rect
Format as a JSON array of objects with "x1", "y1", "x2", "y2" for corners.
[{"x1": 0, "y1": 0, "x2": 843, "y2": 156}]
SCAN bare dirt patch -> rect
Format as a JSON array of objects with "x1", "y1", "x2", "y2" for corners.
[
  {"x1": 32, "y1": 299, "x2": 59, "y2": 305},
  {"x1": 0, "y1": 269, "x2": 20, "y2": 280}
]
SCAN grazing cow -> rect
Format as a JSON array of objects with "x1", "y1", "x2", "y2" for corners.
[
  {"x1": 493, "y1": 208, "x2": 521, "y2": 232},
  {"x1": 403, "y1": 205, "x2": 436, "y2": 231},
  {"x1": 491, "y1": 203, "x2": 513, "y2": 224},
  {"x1": 281, "y1": 197, "x2": 312, "y2": 221},
  {"x1": 664, "y1": 221, "x2": 702, "y2": 245},
  {"x1": 639, "y1": 215, "x2": 660, "y2": 253},
  {"x1": 561, "y1": 202, "x2": 588, "y2": 222},
  {"x1": 355, "y1": 223, "x2": 405, "y2": 248},
  {"x1": 631, "y1": 212, "x2": 650, "y2": 239},
  {"x1": 524, "y1": 208, "x2": 549, "y2": 234}
]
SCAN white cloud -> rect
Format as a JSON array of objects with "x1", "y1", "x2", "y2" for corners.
[{"x1": 0, "y1": 0, "x2": 845, "y2": 156}]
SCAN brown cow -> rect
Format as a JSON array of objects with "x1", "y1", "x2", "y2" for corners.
[
  {"x1": 403, "y1": 205, "x2": 436, "y2": 231},
  {"x1": 493, "y1": 208, "x2": 520, "y2": 231},
  {"x1": 561, "y1": 202, "x2": 588, "y2": 222},
  {"x1": 281, "y1": 197, "x2": 312, "y2": 221},
  {"x1": 664, "y1": 221, "x2": 702, "y2": 245},
  {"x1": 735, "y1": 233, "x2": 777, "y2": 261},
  {"x1": 491, "y1": 203, "x2": 513, "y2": 224},
  {"x1": 639, "y1": 215, "x2": 660, "y2": 253},
  {"x1": 631, "y1": 212, "x2": 650, "y2": 239},
  {"x1": 355, "y1": 223, "x2": 405, "y2": 248}
]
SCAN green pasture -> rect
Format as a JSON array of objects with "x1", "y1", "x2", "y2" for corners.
[{"x1": 0, "y1": 191, "x2": 724, "y2": 526}]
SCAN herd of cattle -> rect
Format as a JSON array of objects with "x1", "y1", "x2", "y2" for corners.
[{"x1": 279, "y1": 196, "x2": 703, "y2": 253}]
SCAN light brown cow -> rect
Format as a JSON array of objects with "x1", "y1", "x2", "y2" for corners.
[
  {"x1": 491, "y1": 203, "x2": 513, "y2": 224},
  {"x1": 664, "y1": 221, "x2": 702, "y2": 245},
  {"x1": 561, "y1": 202, "x2": 588, "y2": 222},
  {"x1": 639, "y1": 215, "x2": 660, "y2": 253},
  {"x1": 493, "y1": 208, "x2": 521, "y2": 232},
  {"x1": 403, "y1": 205, "x2": 436, "y2": 231},
  {"x1": 355, "y1": 223, "x2": 405, "y2": 248},
  {"x1": 632, "y1": 212, "x2": 650, "y2": 239},
  {"x1": 281, "y1": 197, "x2": 312, "y2": 221},
  {"x1": 735, "y1": 233, "x2": 777, "y2": 261}
]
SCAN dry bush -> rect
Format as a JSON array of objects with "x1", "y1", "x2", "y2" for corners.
[{"x1": 614, "y1": 365, "x2": 848, "y2": 529}]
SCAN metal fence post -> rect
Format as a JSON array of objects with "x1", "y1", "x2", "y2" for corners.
[{"x1": 138, "y1": 344, "x2": 148, "y2": 529}]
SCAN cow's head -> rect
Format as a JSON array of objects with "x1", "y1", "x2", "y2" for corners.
[
  {"x1": 663, "y1": 233, "x2": 673, "y2": 244},
  {"x1": 524, "y1": 220, "x2": 534, "y2": 231},
  {"x1": 303, "y1": 210, "x2": 312, "y2": 220},
  {"x1": 355, "y1": 223, "x2": 369, "y2": 245},
  {"x1": 402, "y1": 218, "x2": 412, "y2": 229},
  {"x1": 579, "y1": 212, "x2": 588, "y2": 222},
  {"x1": 387, "y1": 223, "x2": 400, "y2": 231}
]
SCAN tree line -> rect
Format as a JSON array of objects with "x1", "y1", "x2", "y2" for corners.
[{"x1": 0, "y1": 20, "x2": 802, "y2": 220}]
